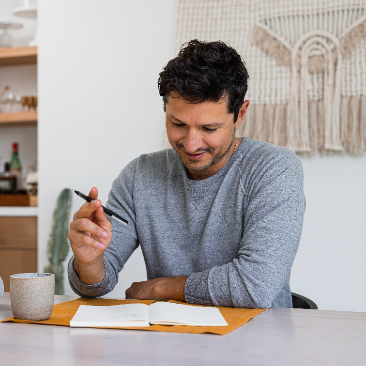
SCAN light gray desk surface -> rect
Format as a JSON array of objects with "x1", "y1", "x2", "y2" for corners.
[{"x1": 0, "y1": 293, "x2": 365, "y2": 366}]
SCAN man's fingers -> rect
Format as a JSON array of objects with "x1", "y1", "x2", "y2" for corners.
[
  {"x1": 71, "y1": 232, "x2": 106, "y2": 251},
  {"x1": 94, "y1": 206, "x2": 113, "y2": 230},
  {"x1": 125, "y1": 287, "x2": 132, "y2": 299},
  {"x1": 72, "y1": 217, "x2": 110, "y2": 240},
  {"x1": 88, "y1": 187, "x2": 98, "y2": 200},
  {"x1": 74, "y1": 199, "x2": 102, "y2": 220},
  {"x1": 73, "y1": 187, "x2": 99, "y2": 220}
]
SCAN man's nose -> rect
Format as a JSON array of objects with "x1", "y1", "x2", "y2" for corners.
[{"x1": 184, "y1": 129, "x2": 202, "y2": 152}]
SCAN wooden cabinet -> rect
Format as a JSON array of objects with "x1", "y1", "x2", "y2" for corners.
[{"x1": 0, "y1": 216, "x2": 37, "y2": 291}]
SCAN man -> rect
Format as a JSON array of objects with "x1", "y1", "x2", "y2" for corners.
[{"x1": 68, "y1": 40, "x2": 305, "y2": 308}]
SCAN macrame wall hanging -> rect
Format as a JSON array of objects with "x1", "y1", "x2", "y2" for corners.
[{"x1": 174, "y1": 0, "x2": 366, "y2": 155}]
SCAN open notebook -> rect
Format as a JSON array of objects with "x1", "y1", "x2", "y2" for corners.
[{"x1": 70, "y1": 302, "x2": 228, "y2": 327}]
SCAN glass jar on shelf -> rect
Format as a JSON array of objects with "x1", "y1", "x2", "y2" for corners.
[
  {"x1": 0, "y1": 22, "x2": 23, "y2": 48},
  {"x1": 13, "y1": 94, "x2": 22, "y2": 113},
  {"x1": 0, "y1": 85, "x2": 10, "y2": 113},
  {"x1": 0, "y1": 86, "x2": 24, "y2": 113}
]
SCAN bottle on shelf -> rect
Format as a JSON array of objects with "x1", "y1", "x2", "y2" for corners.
[
  {"x1": 0, "y1": 162, "x2": 17, "y2": 191},
  {"x1": 2, "y1": 162, "x2": 10, "y2": 176},
  {"x1": 10, "y1": 142, "x2": 22, "y2": 190}
]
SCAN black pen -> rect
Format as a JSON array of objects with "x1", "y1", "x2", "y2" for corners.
[{"x1": 72, "y1": 189, "x2": 128, "y2": 226}]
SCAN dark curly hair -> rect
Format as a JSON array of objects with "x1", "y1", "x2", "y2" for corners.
[{"x1": 158, "y1": 39, "x2": 249, "y2": 122}]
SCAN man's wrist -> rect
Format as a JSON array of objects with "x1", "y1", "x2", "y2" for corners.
[
  {"x1": 73, "y1": 256, "x2": 106, "y2": 285},
  {"x1": 162, "y1": 276, "x2": 188, "y2": 302}
]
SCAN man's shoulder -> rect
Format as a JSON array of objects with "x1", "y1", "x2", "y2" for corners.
[
  {"x1": 114, "y1": 148, "x2": 179, "y2": 195},
  {"x1": 240, "y1": 138, "x2": 301, "y2": 171},
  {"x1": 236, "y1": 138, "x2": 303, "y2": 189},
  {"x1": 124, "y1": 148, "x2": 179, "y2": 178}
]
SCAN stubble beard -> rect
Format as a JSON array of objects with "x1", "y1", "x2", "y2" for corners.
[{"x1": 172, "y1": 131, "x2": 236, "y2": 172}]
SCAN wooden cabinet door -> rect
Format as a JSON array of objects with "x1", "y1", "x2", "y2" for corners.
[{"x1": 0, "y1": 217, "x2": 37, "y2": 291}]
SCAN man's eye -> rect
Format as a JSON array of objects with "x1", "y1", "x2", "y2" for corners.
[
  {"x1": 203, "y1": 127, "x2": 217, "y2": 133},
  {"x1": 173, "y1": 123, "x2": 185, "y2": 128}
]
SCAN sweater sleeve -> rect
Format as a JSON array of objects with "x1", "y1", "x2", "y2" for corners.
[
  {"x1": 184, "y1": 149, "x2": 306, "y2": 308},
  {"x1": 68, "y1": 159, "x2": 140, "y2": 297}
]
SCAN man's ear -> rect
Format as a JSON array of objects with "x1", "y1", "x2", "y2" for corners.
[{"x1": 235, "y1": 100, "x2": 250, "y2": 129}]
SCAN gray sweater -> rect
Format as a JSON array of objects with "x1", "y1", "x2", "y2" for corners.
[{"x1": 68, "y1": 137, "x2": 306, "y2": 308}]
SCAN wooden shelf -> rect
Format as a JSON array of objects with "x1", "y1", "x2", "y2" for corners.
[
  {"x1": 0, "y1": 46, "x2": 37, "y2": 66},
  {"x1": 0, "y1": 111, "x2": 37, "y2": 126},
  {"x1": 0, "y1": 194, "x2": 37, "y2": 207}
]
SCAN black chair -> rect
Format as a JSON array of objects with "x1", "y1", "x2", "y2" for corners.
[{"x1": 291, "y1": 292, "x2": 318, "y2": 309}]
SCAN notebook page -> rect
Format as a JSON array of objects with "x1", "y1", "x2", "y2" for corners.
[
  {"x1": 148, "y1": 302, "x2": 228, "y2": 326},
  {"x1": 70, "y1": 304, "x2": 150, "y2": 327}
]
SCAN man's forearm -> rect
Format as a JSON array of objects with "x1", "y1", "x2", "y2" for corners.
[{"x1": 73, "y1": 256, "x2": 105, "y2": 285}]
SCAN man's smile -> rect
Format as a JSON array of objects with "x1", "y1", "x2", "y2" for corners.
[{"x1": 184, "y1": 151, "x2": 206, "y2": 160}]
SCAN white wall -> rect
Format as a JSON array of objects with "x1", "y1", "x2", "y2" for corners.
[
  {"x1": 37, "y1": 0, "x2": 366, "y2": 311},
  {"x1": 292, "y1": 154, "x2": 366, "y2": 312},
  {"x1": 38, "y1": 0, "x2": 176, "y2": 298}
]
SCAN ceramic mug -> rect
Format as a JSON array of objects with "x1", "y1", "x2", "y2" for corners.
[
  {"x1": 0, "y1": 276, "x2": 4, "y2": 301},
  {"x1": 10, "y1": 273, "x2": 55, "y2": 321}
]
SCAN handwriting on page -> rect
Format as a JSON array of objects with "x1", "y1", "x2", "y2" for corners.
[{"x1": 95, "y1": 313, "x2": 141, "y2": 321}]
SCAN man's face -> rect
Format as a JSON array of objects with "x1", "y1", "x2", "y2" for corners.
[{"x1": 165, "y1": 93, "x2": 248, "y2": 180}]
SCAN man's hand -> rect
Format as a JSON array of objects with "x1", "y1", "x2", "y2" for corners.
[
  {"x1": 68, "y1": 187, "x2": 113, "y2": 284},
  {"x1": 125, "y1": 276, "x2": 189, "y2": 302}
]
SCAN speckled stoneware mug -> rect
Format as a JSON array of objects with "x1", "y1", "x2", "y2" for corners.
[
  {"x1": 10, "y1": 273, "x2": 55, "y2": 321},
  {"x1": 0, "y1": 277, "x2": 4, "y2": 301}
]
